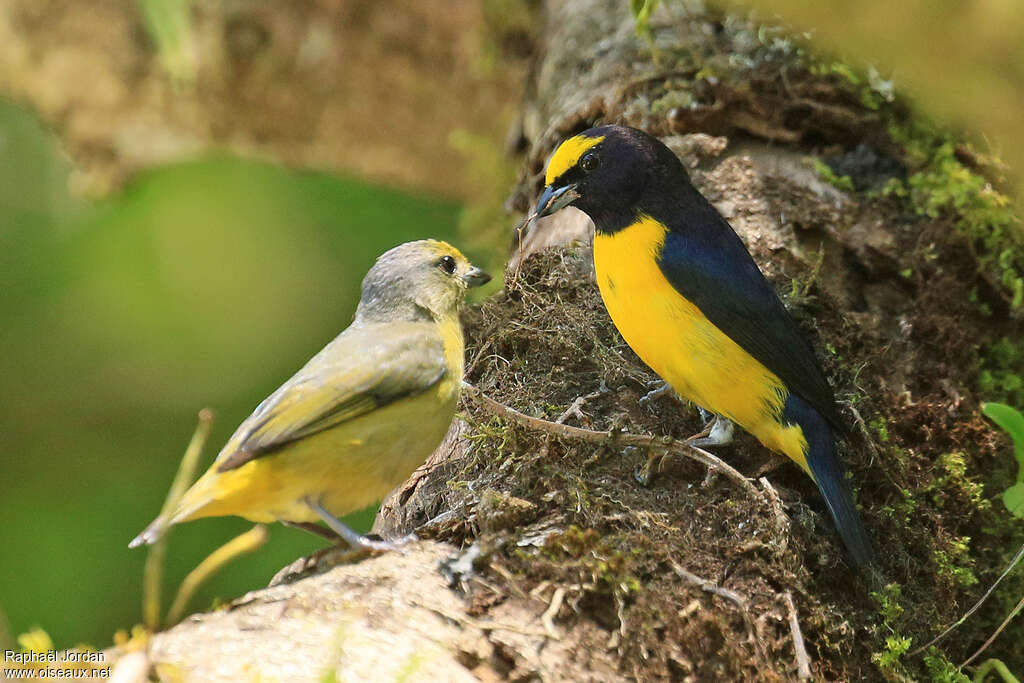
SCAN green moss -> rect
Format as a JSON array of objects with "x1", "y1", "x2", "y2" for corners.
[
  {"x1": 462, "y1": 415, "x2": 515, "y2": 459},
  {"x1": 542, "y1": 525, "x2": 641, "y2": 596},
  {"x1": 922, "y1": 649, "x2": 970, "y2": 683},
  {"x1": 544, "y1": 525, "x2": 602, "y2": 559},
  {"x1": 979, "y1": 337, "x2": 1024, "y2": 406},
  {"x1": 870, "y1": 583, "x2": 914, "y2": 674},
  {"x1": 802, "y1": 57, "x2": 1023, "y2": 311},
  {"x1": 885, "y1": 120, "x2": 1023, "y2": 310},
  {"x1": 872, "y1": 634, "x2": 913, "y2": 670},
  {"x1": 869, "y1": 417, "x2": 890, "y2": 443},
  {"x1": 807, "y1": 60, "x2": 894, "y2": 110},
  {"x1": 872, "y1": 582, "x2": 905, "y2": 625},
  {"x1": 810, "y1": 157, "x2": 855, "y2": 191},
  {"x1": 880, "y1": 487, "x2": 918, "y2": 525},
  {"x1": 932, "y1": 536, "x2": 978, "y2": 590},
  {"x1": 651, "y1": 90, "x2": 696, "y2": 116},
  {"x1": 925, "y1": 452, "x2": 989, "y2": 513}
]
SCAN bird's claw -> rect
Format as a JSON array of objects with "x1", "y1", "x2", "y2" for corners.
[
  {"x1": 639, "y1": 380, "x2": 673, "y2": 406},
  {"x1": 353, "y1": 532, "x2": 417, "y2": 553}
]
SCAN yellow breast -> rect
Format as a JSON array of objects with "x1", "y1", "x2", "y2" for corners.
[
  {"x1": 436, "y1": 313, "x2": 466, "y2": 404},
  {"x1": 592, "y1": 216, "x2": 808, "y2": 469}
]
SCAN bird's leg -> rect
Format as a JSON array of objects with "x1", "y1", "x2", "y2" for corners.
[
  {"x1": 306, "y1": 500, "x2": 416, "y2": 552},
  {"x1": 282, "y1": 520, "x2": 341, "y2": 542},
  {"x1": 686, "y1": 415, "x2": 734, "y2": 448},
  {"x1": 639, "y1": 380, "x2": 675, "y2": 406}
]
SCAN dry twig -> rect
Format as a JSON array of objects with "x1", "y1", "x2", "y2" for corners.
[
  {"x1": 783, "y1": 592, "x2": 812, "y2": 680},
  {"x1": 165, "y1": 525, "x2": 269, "y2": 627},
  {"x1": 910, "y1": 540, "x2": 1024, "y2": 656},
  {"x1": 670, "y1": 561, "x2": 769, "y2": 665},
  {"x1": 759, "y1": 476, "x2": 790, "y2": 553},
  {"x1": 462, "y1": 383, "x2": 758, "y2": 497},
  {"x1": 960, "y1": 592, "x2": 1024, "y2": 669},
  {"x1": 540, "y1": 586, "x2": 566, "y2": 640}
]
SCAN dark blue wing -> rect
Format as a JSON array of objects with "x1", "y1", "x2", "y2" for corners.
[{"x1": 653, "y1": 196, "x2": 844, "y2": 431}]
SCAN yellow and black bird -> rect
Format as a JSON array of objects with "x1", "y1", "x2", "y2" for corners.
[
  {"x1": 130, "y1": 240, "x2": 490, "y2": 550},
  {"x1": 535, "y1": 125, "x2": 872, "y2": 566}
]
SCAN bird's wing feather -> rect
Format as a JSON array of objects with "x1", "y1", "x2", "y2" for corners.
[
  {"x1": 216, "y1": 321, "x2": 447, "y2": 471},
  {"x1": 657, "y1": 207, "x2": 844, "y2": 431}
]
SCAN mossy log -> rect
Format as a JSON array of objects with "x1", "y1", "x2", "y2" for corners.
[{"x1": 104, "y1": 1, "x2": 1021, "y2": 680}]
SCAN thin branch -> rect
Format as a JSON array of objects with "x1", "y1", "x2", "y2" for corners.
[
  {"x1": 143, "y1": 409, "x2": 214, "y2": 630},
  {"x1": 961, "y1": 592, "x2": 1024, "y2": 669},
  {"x1": 670, "y1": 561, "x2": 769, "y2": 664},
  {"x1": 783, "y1": 592, "x2": 812, "y2": 680},
  {"x1": 555, "y1": 391, "x2": 602, "y2": 425},
  {"x1": 165, "y1": 525, "x2": 269, "y2": 627},
  {"x1": 540, "y1": 586, "x2": 566, "y2": 640},
  {"x1": 461, "y1": 383, "x2": 758, "y2": 498},
  {"x1": 759, "y1": 477, "x2": 790, "y2": 554},
  {"x1": 910, "y1": 540, "x2": 1024, "y2": 656},
  {"x1": 671, "y1": 561, "x2": 749, "y2": 608}
]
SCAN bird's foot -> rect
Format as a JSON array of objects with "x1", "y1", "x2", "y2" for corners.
[
  {"x1": 686, "y1": 416, "x2": 734, "y2": 449},
  {"x1": 270, "y1": 511, "x2": 417, "y2": 589},
  {"x1": 639, "y1": 380, "x2": 675, "y2": 407},
  {"x1": 349, "y1": 532, "x2": 418, "y2": 553},
  {"x1": 305, "y1": 499, "x2": 417, "y2": 552}
]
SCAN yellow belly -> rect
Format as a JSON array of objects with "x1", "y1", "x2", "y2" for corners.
[{"x1": 593, "y1": 216, "x2": 808, "y2": 471}]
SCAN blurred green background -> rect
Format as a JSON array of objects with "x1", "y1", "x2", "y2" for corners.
[{"x1": 0, "y1": 98, "x2": 481, "y2": 648}]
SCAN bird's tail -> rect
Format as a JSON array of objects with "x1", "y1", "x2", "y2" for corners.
[
  {"x1": 128, "y1": 515, "x2": 169, "y2": 548},
  {"x1": 128, "y1": 473, "x2": 216, "y2": 548},
  {"x1": 784, "y1": 395, "x2": 874, "y2": 568}
]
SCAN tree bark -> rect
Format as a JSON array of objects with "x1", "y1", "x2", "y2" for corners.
[{"x1": 0, "y1": 0, "x2": 522, "y2": 199}]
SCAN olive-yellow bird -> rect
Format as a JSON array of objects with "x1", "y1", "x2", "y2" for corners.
[
  {"x1": 535, "y1": 125, "x2": 872, "y2": 567},
  {"x1": 130, "y1": 240, "x2": 490, "y2": 550}
]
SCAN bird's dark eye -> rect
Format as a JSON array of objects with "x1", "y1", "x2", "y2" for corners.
[
  {"x1": 438, "y1": 255, "x2": 457, "y2": 274},
  {"x1": 579, "y1": 151, "x2": 600, "y2": 172}
]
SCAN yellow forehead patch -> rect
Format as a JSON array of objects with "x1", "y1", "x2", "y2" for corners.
[
  {"x1": 544, "y1": 134, "x2": 605, "y2": 185},
  {"x1": 425, "y1": 239, "x2": 465, "y2": 261}
]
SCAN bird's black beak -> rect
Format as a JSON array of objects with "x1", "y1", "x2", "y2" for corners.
[
  {"x1": 462, "y1": 266, "x2": 492, "y2": 288},
  {"x1": 535, "y1": 183, "x2": 580, "y2": 218}
]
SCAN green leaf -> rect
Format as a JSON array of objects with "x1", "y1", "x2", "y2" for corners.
[
  {"x1": 982, "y1": 402, "x2": 1024, "y2": 474},
  {"x1": 1002, "y1": 483, "x2": 1024, "y2": 518}
]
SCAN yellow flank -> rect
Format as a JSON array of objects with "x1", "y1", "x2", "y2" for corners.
[
  {"x1": 592, "y1": 216, "x2": 811, "y2": 473},
  {"x1": 544, "y1": 134, "x2": 605, "y2": 185}
]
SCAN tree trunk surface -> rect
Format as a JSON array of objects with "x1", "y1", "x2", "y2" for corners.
[{"x1": 97, "y1": 1, "x2": 1020, "y2": 680}]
